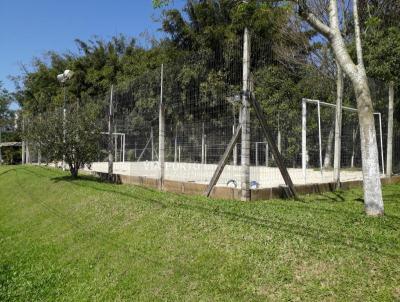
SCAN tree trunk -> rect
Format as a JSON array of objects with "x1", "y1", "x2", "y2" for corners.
[
  {"x1": 324, "y1": 120, "x2": 335, "y2": 168},
  {"x1": 333, "y1": 62, "x2": 343, "y2": 186},
  {"x1": 108, "y1": 85, "x2": 114, "y2": 179},
  {"x1": 351, "y1": 127, "x2": 359, "y2": 168},
  {"x1": 70, "y1": 164, "x2": 79, "y2": 178},
  {"x1": 354, "y1": 80, "x2": 384, "y2": 215},
  {"x1": 386, "y1": 81, "x2": 394, "y2": 177}
]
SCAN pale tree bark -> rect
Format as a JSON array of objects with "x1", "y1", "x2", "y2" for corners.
[
  {"x1": 297, "y1": 0, "x2": 384, "y2": 216},
  {"x1": 333, "y1": 62, "x2": 343, "y2": 186},
  {"x1": 386, "y1": 81, "x2": 394, "y2": 177},
  {"x1": 324, "y1": 119, "x2": 334, "y2": 169}
]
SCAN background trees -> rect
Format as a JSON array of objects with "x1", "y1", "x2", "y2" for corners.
[{"x1": 11, "y1": 0, "x2": 400, "y2": 199}]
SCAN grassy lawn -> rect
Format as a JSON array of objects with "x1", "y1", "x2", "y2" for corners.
[{"x1": 1, "y1": 165, "x2": 400, "y2": 301}]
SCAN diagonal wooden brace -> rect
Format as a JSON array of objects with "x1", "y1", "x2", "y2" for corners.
[
  {"x1": 204, "y1": 124, "x2": 242, "y2": 197},
  {"x1": 249, "y1": 92, "x2": 297, "y2": 199}
]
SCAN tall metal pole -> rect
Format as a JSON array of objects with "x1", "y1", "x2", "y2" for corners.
[
  {"x1": 159, "y1": 64, "x2": 165, "y2": 189},
  {"x1": 277, "y1": 113, "x2": 281, "y2": 153},
  {"x1": 22, "y1": 116, "x2": 25, "y2": 164},
  {"x1": 108, "y1": 85, "x2": 114, "y2": 178},
  {"x1": 317, "y1": 100, "x2": 323, "y2": 178},
  {"x1": 241, "y1": 28, "x2": 251, "y2": 201},
  {"x1": 233, "y1": 127, "x2": 238, "y2": 165},
  {"x1": 386, "y1": 81, "x2": 394, "y2": 177},
  {"x1": 174, "y1": 124, "x2": 178, "y2": 162},
  {"x1": 114, "y1": 125, "x2": 117, "y2": 161},
  {"x1": 0, "y1": 127, "x2": 2, "y2": 164},
  {"x1": 151, "y1": 127, "x2": 154, "y2": 161},
  {"x1": 333, "y1": 63, "x2": 343, "y2": 187},
  {"x1": 301, "y1": 98, "x2": 307, "y2": 183},
  {"x1": 122, "y1": 134, "x2": 125, "y2": 162},
  {"x1": 62, "y1": 85, "x2": 66, "y2": 171},
  {"x1": 201, "y1": 123, "x2": 205, "y2": 164},
  {"x1": 255, "y1": 142, "x2": 259, "y2": 166},
  {"x1": 378, "y1": 112, "x2": 385, "y2": 175}
]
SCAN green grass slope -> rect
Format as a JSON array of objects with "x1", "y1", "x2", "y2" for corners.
[{"x1": 0, "y1": 165, "x2": 399, "y2": 301}]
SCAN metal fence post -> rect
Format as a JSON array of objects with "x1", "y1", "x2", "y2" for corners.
[
  {"x1": 241, "y1": 28, "x2": 251, "y2": 201},
  {"x1": 159, "y1": 64, "x2": 165, "y2": 189}
]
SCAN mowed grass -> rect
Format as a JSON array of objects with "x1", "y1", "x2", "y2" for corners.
[{"x1": 0, "y1": 165, "x2": 400, "y2": 301}]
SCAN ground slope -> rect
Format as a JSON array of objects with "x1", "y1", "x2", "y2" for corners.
[{"x1": 0, "y1": 165, "x2": 399, "y2": 301}]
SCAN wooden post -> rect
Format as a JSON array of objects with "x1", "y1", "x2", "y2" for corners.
[
  {"x1": 205, "y1": 125, "x2": 242, "y2": 197},
  {"x1": 108, "y1": 85, "x2": 114, "y2": 178},
  {"x1": 134, "y1": 142, "x2": 137, "y2": 159},
  {"x1": 174, "y1": 125, "x2": 178, "y2": 162},
  {"x1": 114, "y1": 125, "x2": 117, "y2": 161},
  {"x1": 178, "y1": 145, "x2": 181, "y2": 162},
  {"x1": 265, "y1": 143, "x2": 269, "y2": 167},
  {"x1": 137, "y1": 135, "x2": 152, "y2": 162},
  {"x1": 255, "y1": 142, "x2": 259, "y2": 166},
  {"x1": 233, "y1": 125, "x2": 238, "y2": 165},
  {"x1": 333, "y1": 63, "x2": 343, "y2": 187},
  {"x1": 302, "y1": 98, "x2": 307, "y2": 183},
  {"x1": 205, "y1": 144, "x2": 207, "y2": 164},
  {"x1": 241, "y1": 28, "x2": 251, "y2": 201},
  {"x1": 22, "y1": 117, "x2": 25, "y2": 164},
  {"x1": 151, "y1": 127, "x2": 154, "y2": 161},
  {"x1": 26, "y1": 143, "x2": 30, "y2": 164},
  {"x1": 277, "y1": 114, "x2": 281, "y2": 153},
  {"x1": 386, "y1": 81, "x2": 394, "y2": 177},
  {"x1": 159, "y1": 64, "x2": 165, "y2": 189},
  {"x1": 122, "y1": 134, "x2": 125, "y2": 162},
  {"x1": 201, "y1": 123, "x2": 205, "y2": 164},
  {"x1": 250, "y1": 93, "x2": 297, "y2": 198}
]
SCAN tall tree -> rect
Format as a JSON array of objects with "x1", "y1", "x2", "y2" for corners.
[{"x1": 295, "y1": 0, "x2": 384, "y2": 216}]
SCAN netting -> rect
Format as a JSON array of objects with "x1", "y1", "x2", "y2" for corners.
[{"x1": 22, "y1": 29, "x2": 400, "y2": 191}]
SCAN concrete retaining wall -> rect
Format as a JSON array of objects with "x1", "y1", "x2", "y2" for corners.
[{"x1": 94, "y1": 171, "x2": 400, "y2": 201}]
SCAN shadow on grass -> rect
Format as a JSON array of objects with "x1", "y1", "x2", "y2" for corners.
[
  {"x1": 49, "y1": 174, "x2": 400, "y2": 257},
  {"x1": 0, "y1": 168, "x2": 16, "y2": 177},
  {"x1": 18, "y1": 166, "x2": 400, "y2": 258}
]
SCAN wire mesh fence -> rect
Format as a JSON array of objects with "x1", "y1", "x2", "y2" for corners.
[{"x1": 21, "y1": 30, "x2": 400, "y2": 192}]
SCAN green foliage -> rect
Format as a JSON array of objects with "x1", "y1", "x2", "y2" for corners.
[
  {"x1": 0, "y1": 82, "x2": 12, "y2": 129},
  {"x1": 2, "y1": 147, "x2": 21, "y2": 165},
  {"x1": 364, "y1": 27, "x2": 400, "y2": 82},
  {"x1": 25, "y1": 102, "x2": 104, "y2": 177},
  {"x1": 152, "y1": 0, "x2": 171, "y2": 8}
]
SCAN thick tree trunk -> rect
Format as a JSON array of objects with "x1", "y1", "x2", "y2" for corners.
[
  {"x1": 324, "y1": 120, "x2": 335, "y2": 168},
  {"x1": 351, "y1": 127, "x2": 359, "y2": 168},
  {"x1": 70, "y1": 164, "x2": 79, "y2": 178},
  {"x1": 354, "y1": 80, "x2": 384, "y2": 216},
  {"x1": 333, "y1": 63, "x2": 343, "y2": 186}
]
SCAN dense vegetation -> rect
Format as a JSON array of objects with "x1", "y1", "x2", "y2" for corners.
[{"x1": 6, "y1": 0, "x2": 400, "y2": 175}]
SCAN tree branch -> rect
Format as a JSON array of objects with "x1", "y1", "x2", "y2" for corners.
[
  {"x1": 353, "y1": 0, "x2": 364, "y2": 68},
  {"x1": 296, "y1": 0, "x2": 333, "y2": 39}
]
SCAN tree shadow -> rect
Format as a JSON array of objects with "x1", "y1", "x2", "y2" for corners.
[
  {"x1": 50, "y1": 175, "x2": 400, "y2": 258},
  {"x1": 17, "y1": 166, "x2": 400, "y2": 258},
  {"x1": 0, "y1": 168, "x2": 16, "y2": 177},
  {"x1": 312, "y1": 190, "x2": 347, "y2": 203}
]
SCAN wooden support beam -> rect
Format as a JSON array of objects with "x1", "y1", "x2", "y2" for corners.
[
  {"x1": 204, "y1": 124, "x2": 242, "y2": 197},
  {"x1": 137, "y1": 135, "x2": 152, "y2": 162},
  {"x1": 249, "y1": 93, "x2": 297, "y2": 199}
]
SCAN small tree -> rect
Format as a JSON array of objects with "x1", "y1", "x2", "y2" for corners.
[{"x1": 26, "y1": 102, "x2": 104, "y2": 177}]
